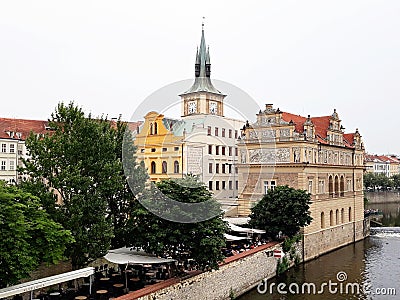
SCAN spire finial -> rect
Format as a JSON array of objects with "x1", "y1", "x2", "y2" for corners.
[{"x1": 202, "y1": 17, "x2": 205, "y2": 30}]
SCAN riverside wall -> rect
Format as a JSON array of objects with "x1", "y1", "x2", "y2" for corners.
[
  {"x1": 118, "y1": 241, "x2": 304, "y2": 300},
  {"x1": 365, "y1": 191, "x2": 400, "y2": 203}
]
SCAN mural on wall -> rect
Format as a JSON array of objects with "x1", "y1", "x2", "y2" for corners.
[{"x1": 249, "y1": 148, "x2": 290, "y2": 163}]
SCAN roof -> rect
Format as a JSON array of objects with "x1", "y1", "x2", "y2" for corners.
[
  {"x1": 280, "y1": 112, "x2": 357, "y2": 148},
  {"x1": 0, "y1": 118, "x2": 49, "y2": 140},
  {"x1": 0, "y1": 268, "x2": 94, "y2": 298},
  {"x1": 181, "y1": 27, "x2": 224, "y2": 96},
  {"x1": 104, "y1": 247, "x2": 176, "y2": 265}
]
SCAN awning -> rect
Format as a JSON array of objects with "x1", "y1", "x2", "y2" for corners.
[
  {"x1": 104, "y1": 247, "x2": 176, "y2": 265},
  {"x1": 224, "y1": 233, "x2": 250, "y2": 241},
  {"x1": 224, "y1": 219, "x2": 266, "y2": 234},
  {"x1": 0, "y1": 267, "x2": 94, "y2": 299}
]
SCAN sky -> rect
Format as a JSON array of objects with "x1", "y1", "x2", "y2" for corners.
[{"x1": 1, "y1": 0, "x2": 399, "y2": 154}]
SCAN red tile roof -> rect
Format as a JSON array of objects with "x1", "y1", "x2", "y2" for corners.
[
  {"x1": 0, "y1": 118, "x2": 49, "y2": 140},
  {"x1": 281, "y1": 111, "x2": 356, "y2": 148}
]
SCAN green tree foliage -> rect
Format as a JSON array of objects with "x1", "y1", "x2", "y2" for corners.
[
  {"x1": 0, "y1": 181, "x2": 74, "y2": 288},
  {"x1": 249, "y1": 185, "x2": 312, "y2": 239},
  {"x1": 127, "y1": 176, "x2": 228, "y2": 270},
  {"x1": 363, "y1": 173, "x2": 394, "y2": 190},
  {"x1": 21, "y1": 102, "x2": 147, "y2": 268}
]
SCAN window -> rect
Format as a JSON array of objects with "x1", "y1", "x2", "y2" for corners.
[
  {"x1": 235, "y1": 167, "x2": 238, "y2": 174},
  {"x1": 207, "y1": 126, "x2": 211, "y2": 136},
  {"x1": 9, "y1": 161, "x2": 14, "y2": 171},
  {"x1": 1, "y1": 144, "x2": 5, "y2": 153},
  {"x1": 216, "y1": 163, "x2": 219, "y2": 174},
  {"x1": 222, "y1": 146, "x2": 226, "y2": 155},
  {"x1": 9, "y1": 144, "x2": 15, "y2": 153},
  {"x1": 341, "y1": 208, "x2": 344, "y2": 224},
  {"x1": 216, "y1": 181, "x2": 220, "y2": 190},
  {"x1": 174, "y1": 161, "x2": 179, "y2": 174},
  {"x1": 150, "y1": 123, "x2": 153, "y2": 135},
  {"x1": 349, "y1": 207, "x2": 352, "y2": 222},
  {"x1": 222, "y1": 164, "x2": 226, "y2": 174},
  {"x1": 229, "y1": 181, "x2": 233, "y2": 190},
  {"x1": 151, "y1": 161, "x2": 156, "y2": 174},
  {"x1": 308, "y1": 180, "x2": 313, "y2": 194},
  {"x1": 215, "y1": 127, "x2": 219, "y2": 136},
  {"x1": 222, "y1": 181, "x2": 226, "y2": 190},
  {"x1": 336, "y1": 209, "x2": 339, "y2": 225},
  {"x1": 321, "y1": 212, "x2": 325, "y2": 229},
  {"x1": 319, "y1": 180, "x2": 325, "y2": 194},
  {"x1": 229, "y1": 147, "x2": 232, "y2": 156},
  {"x1": 222, "y1": 128, "x2": 225, "y2": 137},
  {"x1": 228, "y1": 164, "x2": 232, "y2": 173},
  {"x1": 151, "y1": 148, "x2": 156, "y2": 152},
  {"x1": 229, "y1": 129, "x2": 232, "y2": 138},
  {"x1": 347, "y1": 179, "x2": 352, "y2": 192},
  {"x1": 209, "y1": 163, "x2": 213, "y2": 173},
  {"x1": 235, "y1": 130, "x2": 238, "y2": 139},
  {"x1": 209, "y1": 181, "x2": 213, "y2": 190},
  {"x1": 216, "y1": 146, "x2": 219, "y2": 155},
  {"x1": 162, "y1": 161, "x2": 167, "y2": 174},
  {"x1": 264, "y1": 180, "x2": 276, "y2": 194},
  {"x1": 162, "y1": 148, "x2": 167, "y2": 152},
  {"x1": 208, "y1": 145, "x2": 212, "y2": 154},
  {"x1": 141, "y1": 149, "x2": 145, "y2": 153},
  {"x1": 235, "y1": 147, "x2": 238, "y2": 156},
  {"x1": 154, "y1": 122, "x2": 158, "y2": 134},
  {"x1": 235, "y1": 180, "x2": 238, "y2": 190},
  {"x1": 1, "y1": 161, "x2": 6, "y2": 170},
  {"x1": 330, "y1": 210, "x2": 334, "y2": 226},
  {"x1": 174, "y1": 146, "x2": 179, "y2": 151}
]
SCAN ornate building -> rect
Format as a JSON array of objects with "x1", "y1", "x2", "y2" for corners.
[
  {"x1": 134, "y1": 26, "x2": 244, "y2": 212},
  {"x1": 237, "y1": 104, "x2": 366, "y2": 261}
]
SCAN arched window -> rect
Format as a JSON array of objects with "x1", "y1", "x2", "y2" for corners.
[
  {"x1": 150, "y1": 123, "x2": 153, "y2": 135},
  {"x1": 340, "y1": 176, "x2": 345, "y2": 197},
  {"x1": 349, "y1": 207, "x2": 352, "y2": 222},
  {"x1": 336, "y1": 209, "x2": 339, "y2": 225},
  {"x1": 334, "y1": 175, "x2": 339, "y2": 197},
  {"x1": 174, "y1": 161, "x2": 179, "y2": 174},
  {"x1": 329, "y1": 175, "x2": 333, "y2": 198},
  {"x1": 321, "y1": 212, "x2": 325, "y2": 229},
  {"x1": 154, "y1": 122, "x2": 158, "y2": 135},
  {"x1": 341, "y1": 208, "x2": 344, "y2": 224},
  {"x1": 151, "y1": 161, "x2": 156, "y2": 174},
  {"x1": 162, "y1": 161, "x2": 167, "y2": 174},
  {"x1": 330, "y1": 210, "x2": 334, "y2": 226}
]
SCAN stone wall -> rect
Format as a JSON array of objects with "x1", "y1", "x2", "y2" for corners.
[
  {"x1": 365, "y1": 191, "x2": 400, "y2": 203},
  {"x1": 303, "y1": 219, "x2": 366, "y2": 261},
  {"x1": 130, "y1": 244, "x2": 281, "y2": 300}
]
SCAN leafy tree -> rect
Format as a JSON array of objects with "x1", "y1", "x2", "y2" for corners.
[
  {"x1": 363, "y1": 172, "x2": 376, "y2": 190},
  {"x1": 391, "y1": 174, "x2": 400, "y2": 189},
  {"x1": 249, "y1": 185, "x2": 312, "y2": 239},
  {"x1": 21, "y1": 102, "x2": 146, "y2": 268},
  {"x1": 127, "y1": 176, "x2": 228, "y2": 270},
  {"x1": 0, "y1": 181, "x2": 74, "y2": 288}
]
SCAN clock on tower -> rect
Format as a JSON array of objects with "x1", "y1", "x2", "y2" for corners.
[
  {"x1": 188, "y1": 101, "x2": 197, "y2": 114},
  {"x1": 209, "y1": 101, "x2": 217, "y2": 114}
]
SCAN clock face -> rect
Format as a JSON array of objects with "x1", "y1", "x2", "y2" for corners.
[
  {"x1": 188, "y1": 101, "x2": 197, "y2": 114},
  {"x1": 209, "y1": 102, "x2": 217, "y2": 114}
]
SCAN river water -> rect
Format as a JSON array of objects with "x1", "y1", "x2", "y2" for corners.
[{"x1": 239, "y1": 202, "x2": 400, "y2": 300}]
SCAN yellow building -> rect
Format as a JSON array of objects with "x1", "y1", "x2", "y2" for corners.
[
  {"x1": 134, "y1": 111, "x2": 184, "y2": 182},
  {"x1": 237, "y1": 104, "x2": 367, "y2": 261}
]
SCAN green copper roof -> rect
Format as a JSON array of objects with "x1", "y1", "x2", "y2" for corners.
[{"x1": 181, "y1": 27, "x2": 223, "y2": 96}]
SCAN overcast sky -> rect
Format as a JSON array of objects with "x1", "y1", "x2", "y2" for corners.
[{"x1": 1, "y1": 0, "x2": 399, "y2": 154}]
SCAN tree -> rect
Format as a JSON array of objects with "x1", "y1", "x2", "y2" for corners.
[
  {"x1": 21, "y1": 102, "x2": 147, "y2": 268},
  {"x1": 249, "y1": 185, "x2": 312, "y2": 239},
  {"x1": 0, "y1": 181, "x2": 74, "y2": 288},
  {"x1": 126, "y1": 176, "x2": 228, "y2": 270}
]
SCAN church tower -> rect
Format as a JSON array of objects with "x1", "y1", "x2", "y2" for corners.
[{"x1": 180, "y1": 24, "x2": 226, "y2": 117}]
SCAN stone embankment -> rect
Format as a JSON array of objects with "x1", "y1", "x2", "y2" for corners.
[{"x1": 365, "y1": 191, "x2": 400, "y2": 203}]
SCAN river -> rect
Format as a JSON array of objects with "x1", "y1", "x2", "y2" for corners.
[{"x1": 239, "y1": 202, "x2": 400, "y2": 300}]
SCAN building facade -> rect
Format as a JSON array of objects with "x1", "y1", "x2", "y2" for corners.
[
  {"x1": 133, "y1": 27, "x2": 244, "y2": 212},
  {"x1": 0, "y1": 118, "x2": 48, "y2": 183},
  {"x1": 237, "y1": 104, "x2": 366, "y2": 261}
]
